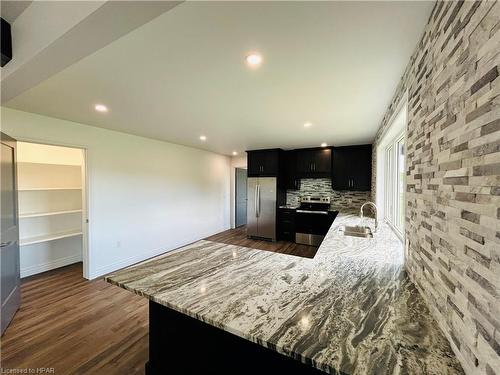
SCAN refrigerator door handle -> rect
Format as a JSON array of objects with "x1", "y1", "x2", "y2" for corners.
[
  {"x1": 256, "y1": 184, "x2": 260, "y2": 217},
  {"x1": 254, "y1": 185, "x2": 258, "y2": 217}
]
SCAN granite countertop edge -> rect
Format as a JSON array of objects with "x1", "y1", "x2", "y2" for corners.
[{"x1": 105, "y1": 275, "x2": 337, "y2": 374}]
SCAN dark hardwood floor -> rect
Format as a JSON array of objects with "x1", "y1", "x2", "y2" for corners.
[
  {"x1": 1, "y1": 226, "x2": 316, "y2": 373},
  {"x1": 0, "y1": 263, "x2": 149, "y2": 375},
  {"x1": 205, "y1": 225, "x2": 318, "y2": 258}
]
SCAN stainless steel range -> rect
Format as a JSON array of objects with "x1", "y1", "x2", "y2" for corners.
[
  {"x1": 295, "y1": 196, "x2": 337, "y2": 246},
  {"x1": 297, "y1": 196, "x2": 331, "y2": 213}
]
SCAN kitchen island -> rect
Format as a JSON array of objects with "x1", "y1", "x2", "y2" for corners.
[{"x1": 105, "y1": 213, "x2": 463, "y2": 374}]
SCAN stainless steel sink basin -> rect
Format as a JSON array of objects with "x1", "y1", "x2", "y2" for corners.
[{"x1": 342, "y1": 225, "x2": 373, "y2": 238}]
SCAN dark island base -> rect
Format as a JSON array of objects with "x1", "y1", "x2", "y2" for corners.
[{"x1": 146, "y1": 300, "x2": 328, "y2": 375}]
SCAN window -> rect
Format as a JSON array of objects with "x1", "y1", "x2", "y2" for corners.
[
  {"x1": 384, "y1": 132, "x2": 405, "y2": 236},
  {"x1": 376, "y1": 94, "x2": 407, "y2": 240}
]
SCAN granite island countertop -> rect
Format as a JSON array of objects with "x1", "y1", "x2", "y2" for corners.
[{"x1": 105, "y1": 213, "x2": 463, "y2": 374}]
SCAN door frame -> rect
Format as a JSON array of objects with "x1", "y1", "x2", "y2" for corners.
[
  {"x1": 11, "y1": 136, "x2": 91, "y2": 280},
  {"x1": 234, "y1": 167, "x2": 247, "y2": 228}
]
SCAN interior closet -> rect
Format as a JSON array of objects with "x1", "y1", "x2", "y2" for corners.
[{"x1": 17, "y1": 142, "x2": 86, "y2": 277}]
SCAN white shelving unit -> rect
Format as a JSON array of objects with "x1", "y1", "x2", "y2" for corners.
[
  {"x1": 19, "y1": 187, "x2": 82, "y2": 191},
  {"x1": 20, "y1": 209, "x2": 83, "y2": 219},
  {"x1": 20, "y1": 230, "x2": 83, "y2": 246},
  {"x1": 17, "y1": 143, "x2": 85, "y2": 278}
]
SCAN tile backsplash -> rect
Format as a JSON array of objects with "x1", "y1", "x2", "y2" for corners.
[{"x1": 286, "y1": 179, "x2": 372, "y2": 214}]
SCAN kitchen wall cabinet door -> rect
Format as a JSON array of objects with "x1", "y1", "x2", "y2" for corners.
[
  {"x1": 283, "y1": 151, "x2": 300, "y2": 190},
  {"x1": 313, "y1": 148, "x2": 332, "y2": 175},
  {"x1": 331, "y1": 147, "x2": 350, "y2": 190},
  {"x1": 247, "y1": 152, "x2": 264, "y2": 176},
  {"x1": 295, "y1": 148, "x2": 331, "y2": 178},
  {"x1": 331, "y1": 145, "x2": 371, "y2": 191},
  {"x1": 247, "y1": 149, "x2": 281, "y2": 177}
]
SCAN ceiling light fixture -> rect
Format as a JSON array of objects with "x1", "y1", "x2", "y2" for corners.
[
  {"x1": 94, "y1": 104, "x2": 108, "y2": 113},
  {"x1": 304, "y1": 122, "x2": 312, "y2": 128},
  {"x1": 321, "y1": 143, "x2": 327, "y2": 147},
  {"x1": 199, "y1": 135, "x2": 207, "y2": 141},
  {"x1": 232, "y1": 151, "x2": 238, "y2": 156},
  {"x1": 245, "y1": 53, "x2": 262, "y2": 67}
]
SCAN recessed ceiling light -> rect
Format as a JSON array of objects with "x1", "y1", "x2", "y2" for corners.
[
  {"x1": 245, "y1": 53, "x2": 262, "y2": 67},
  {"x1": 232, "y1": 151, "x2": 238, "y2": 156},
  {"x1": 304, "y1": 122, "x2": 312, "y2": 128},
  {"x1": 94, "y1": 104, "x2": 108, "y2": 113},
  {"x1": 321, "y1": 143, "x2": 327, "y2": 147},
  {"x1": 199, "y1": 135, "x2": 207, "y2": 141}
]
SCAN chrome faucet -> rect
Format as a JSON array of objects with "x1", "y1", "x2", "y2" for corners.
[{"x1": 360, "y1": 202, "x2": 378, "y2": 233}]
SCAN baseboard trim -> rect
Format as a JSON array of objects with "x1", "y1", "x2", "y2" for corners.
[
  {"x1": 21, "y1": 254, "x2": 82, "y2": 278},
  {"x1": 89, "y1": 227, "x2": 230, "y2": 280}
]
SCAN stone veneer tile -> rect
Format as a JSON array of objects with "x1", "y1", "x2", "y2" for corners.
[{"x1": 371, "y1": 1, "x2": 500, "y2": 374}]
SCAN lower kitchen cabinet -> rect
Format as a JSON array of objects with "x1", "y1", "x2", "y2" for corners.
[{"x1": 277, "y1": 208, "x2": 295, "y2": 241}]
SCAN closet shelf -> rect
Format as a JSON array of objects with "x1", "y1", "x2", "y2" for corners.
[
  {"x1": 18, "y1": 161, "x2": 82, "y2": 167},
  {"x1": 20, "y1": 209, "x2": 83, "y2": 219},
  {"x1": 20, "y1": 230, "x2": 83, "y2": 246},
  {"x1": 19, "y1": 187, "x2": 82, "y2": 191}
]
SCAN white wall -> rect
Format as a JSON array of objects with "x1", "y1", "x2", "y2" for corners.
[
  {"x1": 229, "y1": 154, "x2": 247, "y2": 228},
  {"x1": 1, "y1": 107, "x2": 231, "y2": 279}
]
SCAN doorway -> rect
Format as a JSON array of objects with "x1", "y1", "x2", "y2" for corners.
[
  {"x1": 1, "y1": 132, "x2": 21, "y2": 334},
  {"x1": 235, "y1": 168, "x2": 247, "y2": 227},
  {"x1": 16, "y1": 142, "x2": 88, "y2": 278}
]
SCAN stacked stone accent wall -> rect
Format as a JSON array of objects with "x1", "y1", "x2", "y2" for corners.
[
  {"x1": 286, "y1": 178, "x2": 372, "y2": 214},
  {"x1": 373, "y1": 2, "x2": 500, "y2": 374}
]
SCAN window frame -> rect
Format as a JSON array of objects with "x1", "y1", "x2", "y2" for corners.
[{"x1": 384, "y1": 130, "x2": 406, "y2": 239}]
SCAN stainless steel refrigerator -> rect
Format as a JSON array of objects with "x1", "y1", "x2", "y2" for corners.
[{"x1": 247, "y1": 177, "x2": 277, "y2": 241}]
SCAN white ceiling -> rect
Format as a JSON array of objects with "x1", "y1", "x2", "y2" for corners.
[
  {"x1": 1, "y1": 1, "x2": 32, "y2": 23},
  {"x1": 4, "y1": 1, "x2": 433, "y2": 156}
]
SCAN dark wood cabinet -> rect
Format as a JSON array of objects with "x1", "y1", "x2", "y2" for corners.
[
  {"x1": 277, "y1": 208, "x2": 295, "y2": 241},
  {"x1": 247, "y1": 149, "x2": 282, "y2": 177},
  {"x1": 295, "y1": 148, "x2": 331, "y2": 178},
  {"x1": 283, "y1": 151, "x2": 300, "y2": 190},
  {"x1": 331, "y1": 145, "x2": 372, "y2": 191}
]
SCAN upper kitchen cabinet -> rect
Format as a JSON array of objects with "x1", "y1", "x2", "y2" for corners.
[
  {"x1": 247, "y1": 149, "x2": 282, "y2": 177},
  {"x1": 331, "y1": 145, "x2": 372, "y2": 191},
  {"x1": 295, "y1": 148, "x2": 331, "y2": 178},
  {"x1": 283, "y1": 151, "x2": 300, "y2": 190}
]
